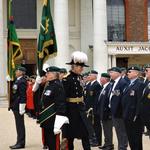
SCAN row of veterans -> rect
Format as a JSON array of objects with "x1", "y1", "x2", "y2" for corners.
[
  {"x1": 8, "y1": 51, "x2": 150, "y2": 150},
  {"x1": 83, "y1": 65, "x2": 150, "y2": 150}
]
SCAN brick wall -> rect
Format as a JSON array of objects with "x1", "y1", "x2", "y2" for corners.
[{"x1": 125, "y1": 0, "x2": 148, "y2": 41}]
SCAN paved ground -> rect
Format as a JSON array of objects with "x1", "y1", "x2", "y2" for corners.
[{"x1": 0, "y1": 107, "x2": 149, "y2": 150}]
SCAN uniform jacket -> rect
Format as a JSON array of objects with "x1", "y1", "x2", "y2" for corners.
[
  {"x1": 85, "y1": 80, "x2": 102, "y2": 114},
  {"x1": 62, "y1": 71, "x2": 89, "y2": 138},
  {"x1": 40, "y1": 79, "x2": 66, "y2": 129},
  {"x1": 140, "y1": 81, "x2": 150, "y2": 128},
  {"x1": 110, "y1": 77, "x2": 128, "y2": 118},
  {"x1": 11, "y1": 76, "x2": 27, "y2": 111},
  {"x1": 97, "y1": 83, "x2": 112, "y2": 120},
  {"x1": 122, "y1": 78, "x2": 144, "y2": 121}
]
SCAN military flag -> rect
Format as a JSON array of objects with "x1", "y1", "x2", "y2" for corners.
[
  {"x1": 37, "y1": 0, "x2": 57, "y2": 76},
  {"x1": 7, "y1": 0, "x2": 23, "y2": 81}
]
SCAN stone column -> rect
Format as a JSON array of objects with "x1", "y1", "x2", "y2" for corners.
[
  {"x1": 112, "y1": 55, "x2": 116, "y2": 67},
  {"x1": 52, "y1": 0, "x2": 69, "y2": 68},
  {"x1": 80, "y1": 0, "x2": 93, "y2": 70},
  {"x1": 108, "y1": 55, "x2": 112, "y2": 68},
  {"x1": 0, "y1": 0, "x2": 7, "y2": 101},
  {"x1": 93, "y1": 0, "x2": 108, "y2": 74}
]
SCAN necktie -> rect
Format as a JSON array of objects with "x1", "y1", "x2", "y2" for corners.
[{"x1": 108, "y1": 80, "x2": 115, "y2": 97}]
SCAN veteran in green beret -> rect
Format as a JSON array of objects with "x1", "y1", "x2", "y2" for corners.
[
  {"x1": 140, "y1": 64, "x2": 150, "y2": 133},
  {"x1": 122, "y1": 66, "x2": 145, "y2": 150}
]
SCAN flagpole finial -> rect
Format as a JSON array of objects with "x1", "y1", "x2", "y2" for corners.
[{"x1": 43, "y1": 0, "x2": 48, "y2": 6}]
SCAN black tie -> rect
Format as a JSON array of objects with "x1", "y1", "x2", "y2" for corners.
[{"x1": 108, "y1": 80, "x2": 115, "y2": 97}]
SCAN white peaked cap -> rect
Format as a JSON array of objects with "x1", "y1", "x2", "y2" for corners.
[
  {"x1": 66, "y1": 51, "x2": 89, "y2": 67},
  {"x1": 71, "y1": 51, "x2": 88, "y2": 63}
]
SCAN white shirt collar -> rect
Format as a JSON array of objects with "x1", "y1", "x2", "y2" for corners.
[{"x1": 17, "y1": 76, "x2": 23, "y2": 80}]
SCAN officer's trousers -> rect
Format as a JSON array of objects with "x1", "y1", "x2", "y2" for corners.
[{"x1": 13, "y1": 111, "x2": 25, "y2": 146}]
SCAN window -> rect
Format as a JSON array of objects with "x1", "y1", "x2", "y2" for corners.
[
  {"x1": 107, "y1": 0, "x2": 125, "y2": 41},
  {"x1": 11, "y1": 0, "x2": 37, "y2": 29}
]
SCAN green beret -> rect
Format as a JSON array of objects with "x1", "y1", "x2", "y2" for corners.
[
  {"x1": 101, "y1": 73, "x2": 110, "y2": 78},
  {"x1": 59, "y1": 68, "x2": 67, "y2": 73},
  {"x1": 83, "y1": 72, "x2": 90, "y2": 77},
  {"x1": 16, "y1": 66, "x2": 26, "y2": 72},
  {"x1": 127, "y1": 66, "x2": 141, "y2": 71},
  {"x1": 46, "y1": 66, "x2": 60, "y2": 72},
  {"x1": 120, "y1": 67, "x2": 127, "y2": 72},
  {"x1": 90, "y1": 70, "x2": 98, "y2": 74},
  {"x1": 108, "y1": 67, "x2": 121, "y2": 73},
  {"x1": 144, "y1": 64, "x2": 150, "y2": 68}
]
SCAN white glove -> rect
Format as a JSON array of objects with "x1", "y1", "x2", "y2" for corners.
[
  {"x1": 35, "y1": 76, "x2": 42, "y2": 84},
  {"x1": 19, "y1": 103, "x2": 26, "y2": 115},
  {"x1": 32, "y1": 82, "x2": 40, "y2": 92},
  {"x1": 6, "y1": 75, "x2": 11, "y2": 81},
  {"x1": 53, "y1": 115, "x2": 69, "y2": 135}
]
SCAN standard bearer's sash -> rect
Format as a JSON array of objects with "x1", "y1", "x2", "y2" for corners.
[{"x1": 37, "y1": 103, "x2": 56, "y2": 124}]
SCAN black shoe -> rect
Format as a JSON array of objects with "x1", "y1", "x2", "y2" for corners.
[
  {"x1": 144, "y1": 131, "x2": 150, "y2": 136},
  {"x1": 42, "y1": 145, "x2": 49, "y2": 150},
  {"x1": 99, "y1": 144, "x2": 114, "y2": 150},
  {"x1": 9, "y1": 144, "x2": 25, "y2": 149}
]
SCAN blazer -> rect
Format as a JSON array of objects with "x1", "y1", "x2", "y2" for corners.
[
  {"x1": 85, "y1": 80, "x2": 102, "y2": 114},
  {"x1": 97, "y1": 83, "x2": 112, "y2": 120},
  {"x1": 140, "y1": 81, "x2": 150, "y2": 127},
  {"x1": 110, "y1": 77, "x2": 128, "y2": 118},
  {"x1": 122, "y1": 78, "x2": 144, "y2": 121}
]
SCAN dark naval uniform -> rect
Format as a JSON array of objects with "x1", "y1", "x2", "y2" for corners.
[
  {"x1": 63, "y1": 71, "x2": 91, "y2": 150},
  {"x1": 11, "y1": 76, "x2": 27, "y2": 147},
  {"x1": 140, "y1": 81, "x2": 150, "y2": 130},
  {"x1": 40, "y1": 79, "x2": 66, "y2": 150}
]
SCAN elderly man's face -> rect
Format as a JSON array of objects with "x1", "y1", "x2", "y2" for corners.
[
  {"x1": 109, "y1": 71, "x2": 120, "y2": 80},
  {"x1": 127, "y1": 70, "x2": 139, "y2": 79}
]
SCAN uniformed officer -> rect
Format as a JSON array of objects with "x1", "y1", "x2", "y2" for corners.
[
  {"x1": 39, "y1": 66, "x2": 68, "y2": 150},
  {"x1": 122, "y1": 66, "x2": 145, "y2": 150},
  {"x1": 9, "y1": 66, "x2": 27, "y2": 149},
  {"x1": 63, "y1": 51, "x2": 91, "y2": 150},
  {"x1": 140, "y1": 64, "x2": 150, "y2": 131}
]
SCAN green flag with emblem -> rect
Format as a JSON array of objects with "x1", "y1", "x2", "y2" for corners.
[
  {"x1": 37, "y1": 0, "x2": 57, "y2": 76},
  {"x1": 7, "y1": 0, "x2": 23, "y2": 81}
]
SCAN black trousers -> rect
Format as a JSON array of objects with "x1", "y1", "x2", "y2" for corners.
[
  {"x1": 124, "y1": 118, "x2": 143, "y2": 150},
  {"x1": 68, "y1": 137, "x2": 91, "y2": 150},
  {"x1": 93, "y1": 114, "x2": 102, "y2": 145},
  {"x1": 13, "y1": 111, "x2": 25, "y2": 146}
]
